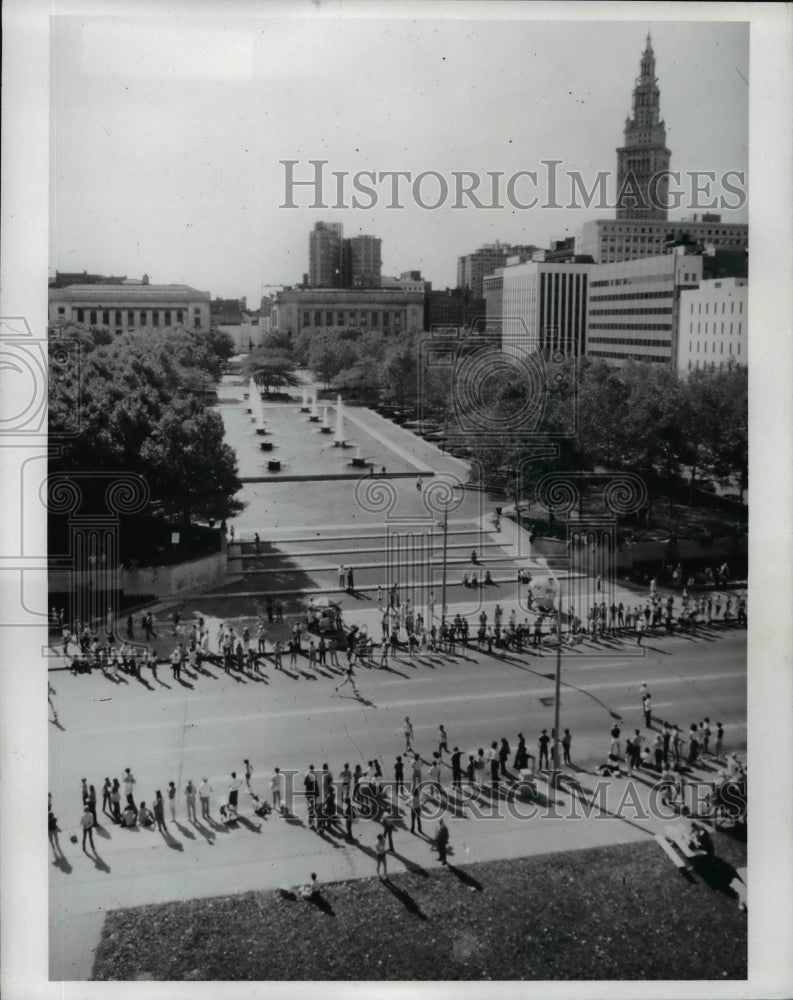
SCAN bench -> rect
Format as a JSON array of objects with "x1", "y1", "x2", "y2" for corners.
[{"x1": 655, "y1": 832, "x2": 686, "y2": 870}]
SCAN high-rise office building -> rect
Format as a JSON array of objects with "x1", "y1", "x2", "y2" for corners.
[
  {"x1": 347, "y1": 235, "x2": 382, "y2": 287},
  {"x1": 616, "y1": 34, "x2": 671, "y2": 221},
  {"x1": 308, "y1": 222, "x2": 344, "y2": 287}
]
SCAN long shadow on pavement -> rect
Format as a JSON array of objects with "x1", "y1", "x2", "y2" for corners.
[
  {"x1": 189, "y1": 818, "x2": 216, "y2": 844},
  {"x1": 173, "y1": 820, "x2": 196, "y2": 841},
  {"x1": 447, "y1": 863, "x2": 484, "y2": 891}
]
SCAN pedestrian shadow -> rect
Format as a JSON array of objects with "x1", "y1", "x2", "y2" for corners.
[
  {"x1": 447, "y1": 863, "x2": 483, "y2": 891},
  {"x1": 281, "y1": 668, "x2": 301, "y2": 680},
  {"x1": 205, "y1": 816, "x2": 231, "y2": 834},
  {"x1": 176, "y1": 677, "x2": 195, "y2": 689},
  {"x1": 162, "y1": 830, "x2": 184, "y2": 851},
  {"x1": 381, "y1": 878, "x2": 427, "y2": 919},
  {"x1": 297, "y1": 669, "x2": 317, "y2": 681},
  {"x1": 90, "y1": 850, "x2": 111, "y2": 873},
  {"x1": 236, "y1": 815, "x2": 262, "y2": 834},
  {"x1": 355, "y1": 693, "x2": 377, "y2": 707},
  {"x1": 135, "y1": 675, "x2": 155, "y2": 691},
  {"x1": 49, "y1": 716, "x2": 67, "y2": 731},
  {"x1": 189, "y1": 819, "x2": 216, "y2": 844},
  {"x1": 173, "y1": 820, "x2": 196, "y2": 840},
  {"x1": 226, "y1": 673, "x2": 247, "y2": 684},
  {"x1": 378, "y1": 663, "x2": 409, "y2": 678},
  {"x1": 282, "y1": 811, "x2": 305, "y2": 828},
  {"x1": 94, "y1": 823, "x2": 112, "y2": 840},
  {"x1": 153, "y1": 678, "x2": 172, "y2": 689},
  {"x1": 642, "y1": 644, "x2": 672, "y2": 655},
  {"x1": 52, "y1": 854, "x2": 73, "y2": 874},
  {"x1": 307, "y1": 891, "x2": 336, "y2": 916},
  {"x1": 391, "y1": 851, "x2": 429, "y2": 877}
]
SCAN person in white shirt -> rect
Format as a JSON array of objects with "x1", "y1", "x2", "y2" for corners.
[
  {"x1": 198, "y1": 778, "x2": 212, "y2": 820},
  {"x1": 270, "y1": 768, "x2": 283, "y2": 813},
  {"x1": 228, "y1": 772, "x2": 243, "y2": 817}
]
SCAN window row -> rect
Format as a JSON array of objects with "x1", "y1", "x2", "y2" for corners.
[
  {"x1": 588, "y1": 337, "x2": 670, "y2": 348},
  {"x1": 687, "y1": 322, "x2": 744, "y2": 336},
  {"x1": 302, "y1": 309, "x2": 405, "y2": 328},
  {"x1": 589, "y1": 307, "x2": 672, "y2": 317},
  {"x1": 59, "y1": 306, "x2": 203, "y2": 328},
  {"x1": 588, "y1": 349, "x2": 670, "y2": 363},
  {"x1": 689, "y1": 340, "x2": 741, "y2": 356},
  {"x1": 589, "y1": 290, "x2": 673, "y2": 302},
  {"x1": 689, "y1": 300, "x2": 744, "y2": 315},
  {"x1": 589, "y1": 322, "x2": 672, "y2": 331}
]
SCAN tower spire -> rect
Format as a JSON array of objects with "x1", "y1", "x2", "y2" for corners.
[{"x1": 615, "y1": 34, "x2": 671, "y2": 221}]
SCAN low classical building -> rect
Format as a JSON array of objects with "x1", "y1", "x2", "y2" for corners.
[
  {"x1": 48, "y1": 277, "x2": 211, "y2": 334},
  {"x1": 677, "y1": 277, "x2": 747, "y2": 374},
  {"x1": 272, "y1": 286, "x2": 425, "y2": 337}
]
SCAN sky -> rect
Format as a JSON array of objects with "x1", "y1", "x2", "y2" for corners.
[{"x1": 49, "y1": 14, "x2": 749, "y2": 304}]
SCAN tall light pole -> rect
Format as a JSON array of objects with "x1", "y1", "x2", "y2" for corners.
[
  {"x1": 551, "y1": 572, "x2": 563, "y2": 783},
  {"x1": 440, "y1": 501, "x2": 449, "y2": 625}
]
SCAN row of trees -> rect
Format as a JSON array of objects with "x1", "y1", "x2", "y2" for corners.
[
  {"x1": 49, "y1": 325, "x2": 241, "y2": 553},
  {"x1": 246, "y1": 327, "x2": 747, "y2": 524}
]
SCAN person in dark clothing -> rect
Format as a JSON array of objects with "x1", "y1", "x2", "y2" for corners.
[
  {"x1": 153, "y1": 791, "x2": 167, "y2": 833},
  {"x1": 394, "y1": 755, "x2": 405, "y2": 798},
  {"x1": 450, "y1": 747, "x2": 463, "y2": 790},
  {"x1": 538, "y1": 729, "x2": 550, "y2": 770},
  {"x1": 498, "y1": 738, "x2": 511, "y2": 776},
  {"x1": 561, "y1": 729, "x2": 572, "y2": 766},
  {"x1": 410, "y1": 785, "x2": 423, "y2": 834},
  {"x1": 514, "y1": 734, "x2": 528, "y2": 771},
  {"x1": 435, "y1": 818, "x2": 450, "y2": 865}
]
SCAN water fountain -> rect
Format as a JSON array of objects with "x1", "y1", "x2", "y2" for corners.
[
  {"x1": 320, "y1": 405, "x2": 332, "y2": 434},
  {"x1": 309, "y1": 392, "x2": 320, "y2": 422},
  {"x1": 350, "y1": 444, "x2": 369, "y2": 468},
  {"x1": 333, "y1": 395, "x2": 347, "y2": 447},
  {"x1": 246, "y1": 376, "x2": 256, "y2": 414},
  {"x1": 300, "y1": 388, "x2": 310, "y2": 413}
]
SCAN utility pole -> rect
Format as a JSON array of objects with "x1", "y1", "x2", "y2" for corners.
[
  {"x1": 552, "y1": 572, "x2": 563, "y2": 784},
  {"x1": 440, "y1": 501, "x2": 449, "y2": 625}
]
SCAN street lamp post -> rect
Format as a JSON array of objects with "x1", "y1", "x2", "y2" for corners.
[
  {"x1": 440, "y1": 501, "x2": 449, "y2": 625},
  {"x1": 551, "y1": 572, "x2": 563, "y2": 783}
]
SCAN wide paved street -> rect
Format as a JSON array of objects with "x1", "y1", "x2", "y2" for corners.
[{"x1": 49, "y1": 619, "x2": 746, "y2": 978}]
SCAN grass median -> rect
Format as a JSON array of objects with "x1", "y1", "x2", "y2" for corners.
[{"x1": 92, "y1": 833, "x2": 747, "y2": 981}]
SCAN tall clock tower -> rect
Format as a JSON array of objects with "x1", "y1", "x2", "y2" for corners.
[{"x1": 616, "y1": 34, "x2": 671, "y2": 220}]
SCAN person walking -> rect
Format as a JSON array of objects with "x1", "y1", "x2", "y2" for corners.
[
  {"x1": 438, "y1": 725, "x2": 449, "y2": 760},
  {"x1": 109, "y1": 779, "x2": 121, "y2": 823},
  {"x1": 382, "y1": 811, "x2": 396, "y2": 852},
  {"x1": 167, "y1": 781, "x2": 177, "y2": 822},
  {"x1": 228, "y1": 772, "x2": 242, "y2": 818},
  {"x1": 538, "y1": 730, "x2": 550, "y2": 771},
  {"x1": 101, "y1": 778, "x2": 112, "y2": 817},
  {"x1": 375, "y1": 833, "x2": 388, "y2": 878},
  {"x1": 644, "y1": 697, "x2": 653, "y2": 729},
  {"x1": 122, "y1": 768, "x2": 137, "y2": 810},
  {"x1": 409, "y1": 784, "x2": 423, "y2": 835},
  {"x1": 49, "y1": 808, "x2": 63, "y2": 859},
  {"x1": 80, "y1": 803, "x2": 95, "y2": 853},
  {"x1": 514, "y1": 733, "x2": 529, "y2": 771},
  {"x1": 153, "y1": 791, "x2": 167, "y2": 833},
  {"x1": 270, "y1": 768, "x2": 283, "y2": 813},
  {"x1": 499, "y1": 737, "x2": 511, "y2": 776},
  {"x1": 193, "y1": 778, "x2": 207, "y2": 821},
  {"x1": 714, "y1": 722, "x2": 724, "y2": 761},
  {"x1": 435, "y1": 818, "x2": 450, "y2": 866},
  {"x1": 335, "y1": 659, "x2": 358, "y2": 696},
  {"x1": 394, "y1": 756, "x2": 405, "y2": 799},
  {"x1": 487, "y1": 743, "x2": 500, "y2": 786},
  {"x1": 562, "y1": 729, "x2": 572, "y2": 766},
  {"x1": 404, "y1": 716, "x2": 414, "y2": 752},
  {"x1": 450, "y1": 747, "x2": 463, "y2": 791}
]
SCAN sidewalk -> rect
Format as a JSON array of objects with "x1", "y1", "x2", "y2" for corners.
[{"x1": 50, "y1": 750, "x2": 741, "y2": 980}]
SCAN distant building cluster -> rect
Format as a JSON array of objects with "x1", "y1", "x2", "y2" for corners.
[{"x1": 51, "y1": 36, "x2": 747, "y2": 376}]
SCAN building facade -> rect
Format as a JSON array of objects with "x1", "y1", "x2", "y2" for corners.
[
  {"x1": 272, "y1": 287, "x2": 425, "y2": 337},
  {"x1": 49, "y1": 281, "x2": 211, "y2": 334},
  {"x1": 585, "y1": 250, "x2": 702, "y2": 366},
  {"x1": 347, "y1": 235, "x2": 382, "y2": 287},
  {"x1": 308, "y1": 222, "x2": 344, "y2": 287},
  {"x1": 456, "y1": 242, "x2": 538, "y2": 299},
  {"x1": 616, "y1": 34, "x2": 671, "y2": 221},
  {"x1": 577, "y1": 217, "x2": 749, "y2": 264},
  {"x1": 677, "y1": 278, "x2": 747, "y2": 374},
  {"x1": 501, "y1": 261, "x2": 591, "y2": 358}
]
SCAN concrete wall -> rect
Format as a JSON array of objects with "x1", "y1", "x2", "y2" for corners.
[{"x1": 50, "y1": 551, "x2": 227, "y2": 599}]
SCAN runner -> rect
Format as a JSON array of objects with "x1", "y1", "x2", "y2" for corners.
[{"x1": 335, "y1": 660, "x2": 358, "y2": 696}]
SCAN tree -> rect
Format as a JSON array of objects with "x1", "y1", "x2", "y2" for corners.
[{"x1": 244, "y1": 350, "x2": 300, "y2": 395}]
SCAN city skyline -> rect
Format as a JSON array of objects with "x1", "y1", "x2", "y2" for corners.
[{"x1": 49, "y1": 17, "x2": 748, "y2": 304}]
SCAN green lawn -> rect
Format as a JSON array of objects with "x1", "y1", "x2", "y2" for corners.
[{"x1": 92, "y1": 835, "x2": 747, "y2": 981}]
